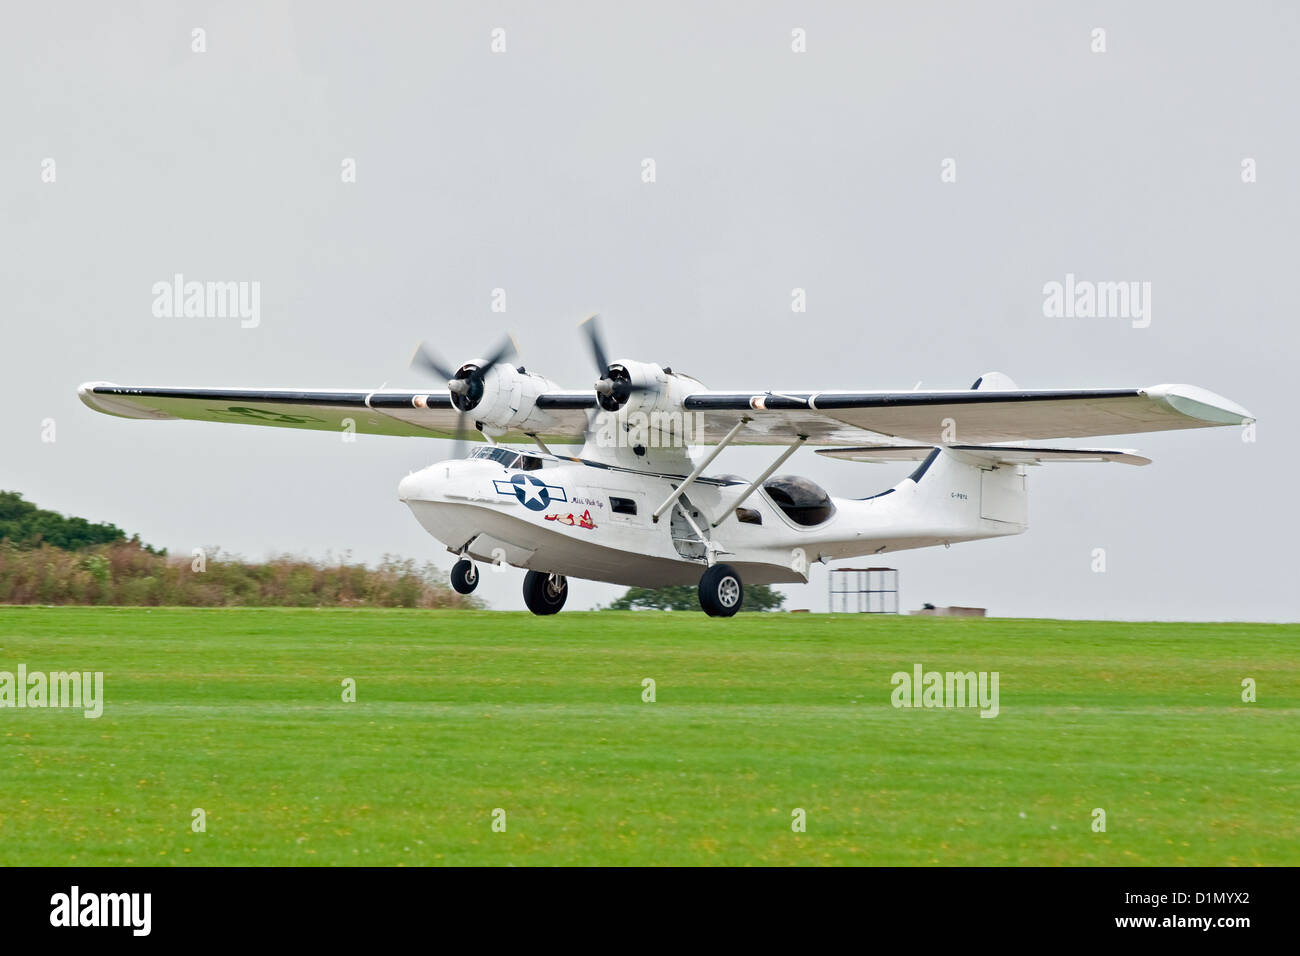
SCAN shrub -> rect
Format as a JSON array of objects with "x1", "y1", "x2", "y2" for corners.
[{"x1": 0, "y1": 540, "x2": 478, "y2": 609}]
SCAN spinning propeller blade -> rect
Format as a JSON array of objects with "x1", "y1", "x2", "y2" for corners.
[
  {"x1": 409, "y1": 343, "x2": 456, "y2": 382},
  {"x1": 579, "y1": 313, "x2": 653, "y2": 410},
  {"x1": 408, "y1": 335, "x2": 519, "y2": 459}
]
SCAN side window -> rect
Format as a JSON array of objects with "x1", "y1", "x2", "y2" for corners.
[
  {"x1": 519, "y1": 456, "x2": 543, "y2": 472},
  {"x1": 762, "y1": 476, "x2": 835, "y2": 527},
  {"x1": 736, "y1": 507, "x2": 762, "y2": 525},
  {"x1": 610, "y1": 496, "x2": 637, "y2": 515}
]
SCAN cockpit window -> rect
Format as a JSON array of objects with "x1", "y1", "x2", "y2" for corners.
[
  {"x1": 470, "y1": 446, "x2": 513, "y2": 467},
  {"x1": 762, "y1": 475, "x2": 835, "y2": 526},
  {"x1": 470, "y1": 446, "x2": 543, "y2": 471}
]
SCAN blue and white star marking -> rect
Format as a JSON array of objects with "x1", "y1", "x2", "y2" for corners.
[{"x1": 493, "y1": 474, "x2": 568, "y2": 511}]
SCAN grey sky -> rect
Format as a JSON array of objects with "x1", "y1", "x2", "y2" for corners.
[{"x1": 3, "y1": 2, "x2": 1295, "y2": 619}]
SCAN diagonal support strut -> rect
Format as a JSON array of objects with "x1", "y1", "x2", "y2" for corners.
[
  {"x1": 650, "y1": 416, "x2": 750, "y2": 523},
  {"x1": 711, "y1": 436, "x2": 807, "y2": 528}
]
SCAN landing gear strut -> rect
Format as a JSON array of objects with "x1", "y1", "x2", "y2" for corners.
[
  {"x1": 523, "y1": 570, "x2": 568, "y2": 615},
  {"x1": 450, "y1": 558, "x2": 479, "y2": 595},
  {"x1": 698, "y1": 563, "x2": 743, "y2": 617}
]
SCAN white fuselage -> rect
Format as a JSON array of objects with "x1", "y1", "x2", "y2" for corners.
[{"x1": 397, "y1": 447, "x2": 1027, "y2": 588}]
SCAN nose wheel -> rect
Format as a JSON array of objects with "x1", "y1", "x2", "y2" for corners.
[
  {"x1": 523, "y1": 570, "x2": 568, "y2": 615},
  {"x1": 698, "y1": 563, "x2": 743, "y2": 617},
  {"x1": 450, "y1": 558, "x2": 479, "y2": 595}
]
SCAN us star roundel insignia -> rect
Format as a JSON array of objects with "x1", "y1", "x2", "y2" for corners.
[{"x1": 493, "y1": 474, "x2": 568, "y2": 511}]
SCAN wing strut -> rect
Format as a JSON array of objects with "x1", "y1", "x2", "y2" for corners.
[
  {"x1": 711, "y1": 436, "x2": 807, "y2": 528},
  {"x1": 650, "y1": 416, "x2": 750, "y2": 523}
]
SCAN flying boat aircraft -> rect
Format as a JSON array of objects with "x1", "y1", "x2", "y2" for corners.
[{"x1": 78, "y1": 316, "x2": 1254, "y2": 616}]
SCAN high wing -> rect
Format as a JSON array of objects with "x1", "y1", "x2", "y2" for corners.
[
  {"x1": 80, "y1": 380, "x2": 1253, "y2": 447},
  {"x1": 682, "y1": 383, "x2": 1253, "y2": 445},
  {"x1": 817, "y1": 445, "x2": 1152, "y2": 466},
  {"x1": 77, "y1": 383, "x2": 597, "y2": 443}
]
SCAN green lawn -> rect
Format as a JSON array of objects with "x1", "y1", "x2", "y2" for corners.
[{"x1": 0, "y1": 607, "x2": 1295, "y2": 866}]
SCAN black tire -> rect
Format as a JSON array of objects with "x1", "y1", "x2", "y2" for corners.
[
  {"x1": 698, "y1": 563, "x2": 743, "y2": 617},
  {"x1": 451, "y1": 558, "x2": 479, "y2": 595},
  {"x1": 523, "y1": 570, "x2": 568, "y2": 615}
]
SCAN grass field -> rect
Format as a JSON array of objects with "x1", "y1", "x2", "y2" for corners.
[{"x1": 0, "y1": 607, "x2": 1296, "y2": 866}]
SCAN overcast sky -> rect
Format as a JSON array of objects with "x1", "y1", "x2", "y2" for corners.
[{"x1": 3, "y1": 2, "x2": 1295, "y2": 619}]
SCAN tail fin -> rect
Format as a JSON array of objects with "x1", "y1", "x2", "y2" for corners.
[
  {"x1": 863, "y1": 373, "x2": 1031, "y2": 530},
  {"x1": 968, "y1": 371, "x2": 1018, "y2": 391},
  {"x1": 899, "y1": 442, "x2": 1029, "y2": 529}
]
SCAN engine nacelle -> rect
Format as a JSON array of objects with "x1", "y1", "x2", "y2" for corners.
[
  {"x1": 597, "y1": 360, "x2": 703, "y2": 415},
  {"x1": 587, "y1": 360, "x2": 707, "y2": 468},
  {"x1": 454, "y1": 361, "x2": 561, "y2": 437}
]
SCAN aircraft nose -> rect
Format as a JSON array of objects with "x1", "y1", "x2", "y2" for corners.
[
  {"x1": 399, "y1": 462, "x2": 457, "y2": 502},
  {"x1": 398, "y1": 471, "x2": 422, "y2": 502}
]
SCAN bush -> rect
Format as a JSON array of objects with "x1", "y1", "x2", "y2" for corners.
[{"x1": 0, "y1": 540, "x2": 478, "y2": 609}]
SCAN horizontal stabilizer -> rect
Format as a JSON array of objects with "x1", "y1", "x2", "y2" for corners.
[{"x1": 818, "y1": 444, "x2": 1152, "y2": 466}]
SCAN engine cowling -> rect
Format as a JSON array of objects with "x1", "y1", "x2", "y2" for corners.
[
  {"x1": 452, "y1": 361, "x2": 560, "y2": 436},
  {"x1": 601, "y1": 360, "x2": 701, "y2": 417},
  {"x1": 586, "y1": 360, "x2": 707, "y2": 468}
]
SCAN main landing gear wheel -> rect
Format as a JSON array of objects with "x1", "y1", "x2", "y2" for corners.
[
  {"x1": 523, "y1": 570, "x2": 568, "y2": 615},
  {"x1": 450, "y1": 558, "x2": 479, "y2": 595},
  {"x1": 699, "y1": 563, "x2": 743, "y2": 617}
]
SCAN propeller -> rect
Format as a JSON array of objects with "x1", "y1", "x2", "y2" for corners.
[
  {"x1": 409, "y1": 335, "x2": 518, "y2": 458},
  {"x1": 579, "y1": 313, "x2": 653, "y2": 412}
]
